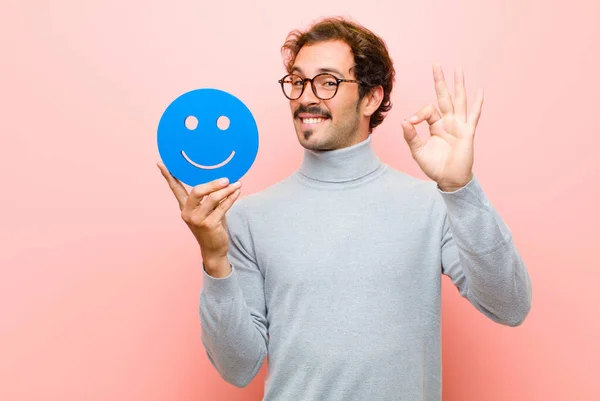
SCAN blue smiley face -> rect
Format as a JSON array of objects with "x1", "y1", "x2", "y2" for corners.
[{"x1": 157, "y1": 88, "x2": 259, "y2": 187}]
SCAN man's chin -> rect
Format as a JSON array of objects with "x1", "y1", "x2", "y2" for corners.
[
  {"x1": 294, "y1": 126, "x2": 317, "y2": 142},
  {"x1": 297, "y1": 125, "x2": 318, "y2": 138},
  {"x1": 296, "y1": 131, "x2": 333, "y2": 151},
  {"x1": 302, "y1": 129, "x2": 314, "y2": 141}
]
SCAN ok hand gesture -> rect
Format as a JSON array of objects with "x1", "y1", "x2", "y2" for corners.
[{"x1": 401, "y1": 64, "x2": 484, "y2": 192}]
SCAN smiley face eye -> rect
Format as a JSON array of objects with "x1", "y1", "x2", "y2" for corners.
[
  {"x1": 217, "y1": 116, "x2": 230, "y2": 130},
  {"x1": 184, "y1": 116, "x2": 198, "y2": 130},
  {"x1": 184, "y1": 115, "x2": 230, "y2": 131}
]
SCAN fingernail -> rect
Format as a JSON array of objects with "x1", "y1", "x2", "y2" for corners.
[
  {"x1": 233, "y1": 181, "x2": 242, "y2": 187},
  {"x1": 410, "y1": 116, "x2": 418, "y2": 122},
  {"x1": 219, "y1": 178, "x2": 229, "y2": 185}
]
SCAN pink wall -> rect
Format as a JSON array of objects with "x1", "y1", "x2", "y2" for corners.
[{"x1": 2, "y1": 0, "x2": 599, "y2": 400}]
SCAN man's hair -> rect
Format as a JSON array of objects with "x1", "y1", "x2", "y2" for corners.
[{"x1": 281, "y1": 17, "x2": 395, "y2": 133}]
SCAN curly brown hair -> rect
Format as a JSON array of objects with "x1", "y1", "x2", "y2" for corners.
[{"x1": 281, "y1": 17, "x2": 395, "y2": 133}]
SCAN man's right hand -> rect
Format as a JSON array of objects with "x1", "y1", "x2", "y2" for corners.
[{"x1": 157, "y1": 162, "x2": 242, "y2": 278}]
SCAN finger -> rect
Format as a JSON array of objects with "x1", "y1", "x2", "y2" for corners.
[
  {"x1": 205, "y1": 188, "x2": 242, "y2": 225},
  {"x1": 408, "y1": 104, "x2": 442, "y2": 126},
  {"x1": 189, "y1": 181, "x2": 241, "y2": 219},
  {"x1": 454, "y1": 67, "x2": 467, "y2": 121},
  {"x1": 401, "y1": 119, "x2": 425, "y2": 156},
  {"x1": 157, "y1": 162, "x2": 188, "y2": 210},
  {"x1": 433, "y1": 63, "x2": 454, "y2": 116},
  {"x1": 467, "y1": 88, "x2": 484, "y2": 131},
  {"x1": 184, "y1": 177, "x2": 232, "y2": 209}
]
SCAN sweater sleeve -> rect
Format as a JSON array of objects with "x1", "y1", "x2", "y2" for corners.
[
  {"x1": 199, "y1": 202, "x2": 268, "y2": 387},
  {"x1": 439, "y1": 175, "x2": 532, "y2": 326}
]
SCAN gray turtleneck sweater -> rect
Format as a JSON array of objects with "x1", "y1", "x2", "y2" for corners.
[{"x1": 199, "y1": 136, "x2": 532, "y2": 401}]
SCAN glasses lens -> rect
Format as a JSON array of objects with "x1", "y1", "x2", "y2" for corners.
[
  {"x1": 313, "y1": 74, "x2": 338, "y2": 100},
  {"x1": 282, "y1": 74, "x2": 304, "y2": 99}
]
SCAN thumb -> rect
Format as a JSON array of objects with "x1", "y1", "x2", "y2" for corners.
[{"x1": 401, "y1": 119, "x2": 424, "y2": 156}]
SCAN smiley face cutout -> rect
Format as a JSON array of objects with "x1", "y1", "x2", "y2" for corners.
[{"x1": 157, "y1": 88, "x2": 259, "y2": 186}]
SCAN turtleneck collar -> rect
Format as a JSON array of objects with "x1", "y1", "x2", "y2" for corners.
[{"x1": 297, "y1": 136, "x2": 383, "y2": 183}]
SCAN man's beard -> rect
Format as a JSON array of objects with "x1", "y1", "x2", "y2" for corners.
[
  {"x1": 293, "y1": 104, "x2": 329, "y2": 148},
  {"x1": 294, "y1": 105, "x2": 331, "y2": 120},
  {"x1": 300, "y1": 118, "x2": 359, "y2": 151},
  {"x1": 294, "y1": 100, "x2": 362, "y2": 150}
]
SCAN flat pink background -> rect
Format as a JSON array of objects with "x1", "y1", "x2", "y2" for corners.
[{"x1": 2, "y1": 1, "x2": 599, "y2": 400}]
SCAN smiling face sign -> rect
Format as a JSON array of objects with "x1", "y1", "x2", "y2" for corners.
[{"x1": 157, "y1": 88, "x2": 259, "y2": 187}]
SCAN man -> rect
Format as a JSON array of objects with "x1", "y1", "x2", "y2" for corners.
[{"x1": 158, "y1": 17, "x2": 532, "y2": 401}]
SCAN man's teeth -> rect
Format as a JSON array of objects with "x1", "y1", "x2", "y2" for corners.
[{"x1": 302, "y1": 117, "x2": 327, "y2": 124}]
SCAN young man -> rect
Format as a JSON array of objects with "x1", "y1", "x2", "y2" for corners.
[{"x1": 159, "y1": 17, "x2": 532, "y2": 401}]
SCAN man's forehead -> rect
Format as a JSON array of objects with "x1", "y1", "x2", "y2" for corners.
[{"x1": 291, "y1": 40, "x2": 354, "y2": 76}]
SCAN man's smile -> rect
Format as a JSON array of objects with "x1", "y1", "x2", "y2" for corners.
[
  {"x1": 300, "y1": 117, "x2": 329, "y2": 124},
  {"x1": 297, "y1": 112, "x2": 331, "y2": 128}
]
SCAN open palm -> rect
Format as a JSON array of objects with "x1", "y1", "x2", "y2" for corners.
[{"x1": 401, "y1": 64, "x2": 484, "y2": 192}]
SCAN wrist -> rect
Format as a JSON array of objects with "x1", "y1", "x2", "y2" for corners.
[
  {"x1": 202, "y1": 255, "x2": 232, "y2": 278},
  {"x1": 438, "y1": 183, "x2": 464, "y2": 192},
  {"x1": 437, "y1": 174, "x2": 473, "y2": 192}
]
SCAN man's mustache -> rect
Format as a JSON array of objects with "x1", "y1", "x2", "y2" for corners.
[{"x1": 294, "y1": 106, "x2": 331, "y2": 119}]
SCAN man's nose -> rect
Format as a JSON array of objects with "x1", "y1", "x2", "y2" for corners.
[{"x1": 297, "y1": 81, "x2": 320, "y2": 105}]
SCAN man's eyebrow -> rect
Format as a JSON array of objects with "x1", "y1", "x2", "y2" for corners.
[
  {"x1": 318, "y1": 67, "x2": 345, "y2": 76},
  {"x1": 291, "y1": 66, "x2": 346, "y2": 77}
]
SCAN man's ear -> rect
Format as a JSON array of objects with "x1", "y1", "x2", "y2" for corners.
[{"x1": 362, "y1": 86, "x2": 384, "y2": 117}]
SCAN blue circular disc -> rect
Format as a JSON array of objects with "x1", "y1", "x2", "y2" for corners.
[{"x1": 157, "y1": 88, "x2": 259, "y2": 187}]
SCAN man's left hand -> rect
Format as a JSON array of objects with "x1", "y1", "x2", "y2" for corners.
[{"x1": 400, "y1": 64, "x2": 484, "y2": 192}]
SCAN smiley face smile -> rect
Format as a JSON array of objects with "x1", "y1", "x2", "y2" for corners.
[{"x1": 181, "y1": 149, "x2": 236, "y2": 170}]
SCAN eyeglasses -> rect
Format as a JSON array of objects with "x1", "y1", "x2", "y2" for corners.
[{"x1": 278, "y1": 73, "x2": 363, "y2": 100}]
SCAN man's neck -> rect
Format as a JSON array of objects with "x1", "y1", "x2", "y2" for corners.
[{"x1": 298, "y1": 136, "x2": 382, "y2": 183}]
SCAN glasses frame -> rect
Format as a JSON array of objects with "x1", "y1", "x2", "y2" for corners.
[{"x1": 278, "y1": 72, "x2": 364, "y2": 100}]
